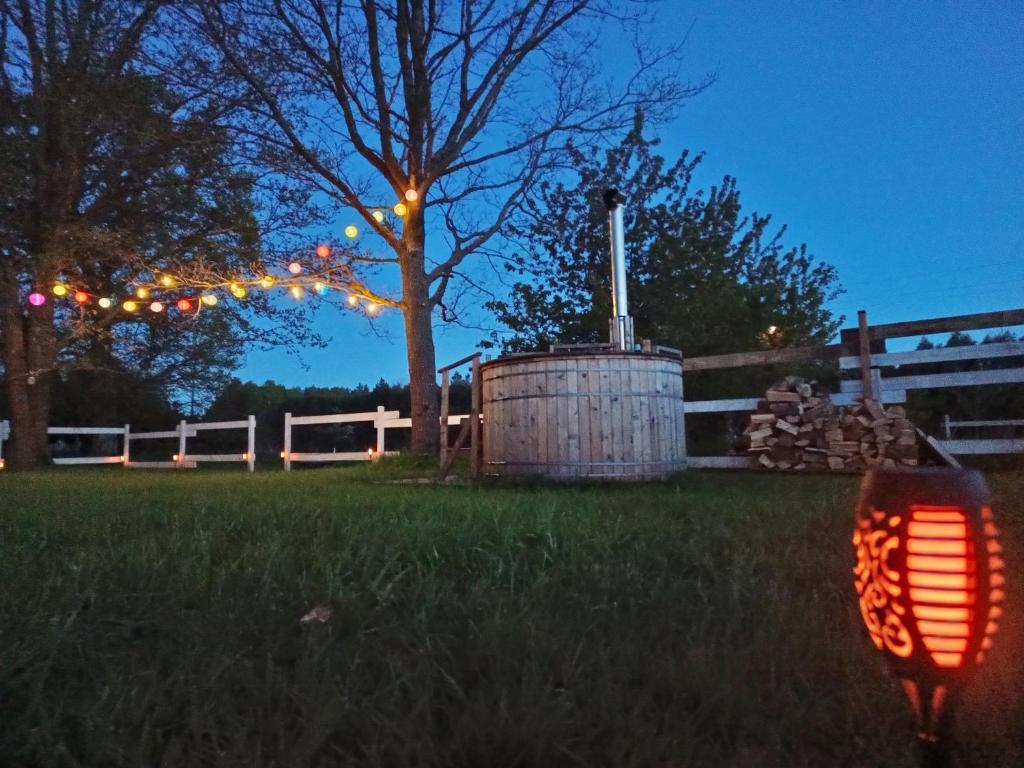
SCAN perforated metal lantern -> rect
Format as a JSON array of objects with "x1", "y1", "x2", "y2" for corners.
[{"x1": 853, "y1": 467, "x2": 1004, "y2": 749}]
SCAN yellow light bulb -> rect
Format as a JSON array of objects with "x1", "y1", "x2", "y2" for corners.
[
  {"x1": 230, "y1": 284, "x2": 248, "y2": 298},
  {"x1": 136, "y1": 287, "x2": 149, "y2": 299},
  {"x1": 393, "y1": 202, "x2": 407, "y2": 217},
  {"x1": 201, "y1": 294, "x2": 217, "y2": 306},
  {"x1": 346, "y1": 294, "x2": 358, "y2": 307},
  {"x1": 366, "y1": 302, "x2": 378, "y2": 315},
  {"x1": 123, "y1": 300, "x2": 138, "y2": 312},
  {"x1": 344, "y1": 224, "x2": 359, "y2": 238},
  {"x1": 160, "y1": 275, "x2": 174, "y2": 287},
  {"x1": 52, "y1": 284, "x2": 68, "y2": 297},
  {"x1": 372, "y1": 210, "x2": 385, "y2": 223},
  {"x1": 260, "y1": 276, "x2": 274, "y2": 289},
  {"x1": 290, "y1": 285, "x2": 303, "y2": 300},
  {"x1": 404, "y1": 189, "x2": 418, "y2": 202}
]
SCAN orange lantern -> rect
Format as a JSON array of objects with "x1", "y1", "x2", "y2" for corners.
[{"x1": 853, "y1": 467, "x2": 1004, "y2": 756}]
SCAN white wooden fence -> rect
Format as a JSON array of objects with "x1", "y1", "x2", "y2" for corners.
[
  {"x1": 939, "y1": 415, "x2": 1024, "y2": 456},
  {"x1": 282, "y1": 407, "x2": 473, "y2": 470},
  {"x1": 0, "y1": 417, "x2": 256, "y2": 471}
]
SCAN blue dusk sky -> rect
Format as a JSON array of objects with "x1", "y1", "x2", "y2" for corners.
[{"x1": 239, "y1": 1, "x2": 1024, "y2": 389}]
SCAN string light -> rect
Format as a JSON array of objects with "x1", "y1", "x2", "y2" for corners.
[
  {"x1": 74, "y1": 291, "x2": 89, "y2": 304},
  {"x1": 136, "y1": 287, "x2": 150, "y2": 299},
  {"x1": 347, "y1": 294, "x2": 358, "y2": 306},
  {"x1": 123, "y1": 300, "x2": 138, "y2": 312},
  {"x1": 28, "y1": 293, "x2": 46, "y2": 307},
  {"x1": 288, "y1": 262, "x2": 302, "y2": 275},
  {"x1": 404, "y1": 189, "x2": 418, "y2": 202},
  {"x1": 260, "y1": 276, "x2": 274, "y2": 289},
  {"x1": 289, "y1": 285, "x2": 303, "y2": 300},
  {"x1": 160, "y1": 275, "x2": 175, "y2": 287},
  {"x1": 230, "y1": 284, "x2": 247, "y2": 298},
  {"x1": 366, "y1": 302, "x2": 378, "y2": 315},
  {"x1": 150, "y1": 301, "x2": 164, "y2": 313},
  {"x1": 98, "y1": 297, "x2": 113, "y2": 309},
  {"x1": 372, "y1": 210, "x2": 385, "y2": 223},
  {"x1": 52, "y1": 284, "x2": 68, "y2": 297},
  {"x1": 176, "y1": 298, "x2": 192, "y2": 312},
  {"x1": 316, "y1": 244, "x2": 331, "y2": 258},
  {"x1": 393, "y1": 202, "x2": 407, "y2": 216},
  {"x1": 314, "y1": 281, "x2": 327, "y2": 295},
  {"x1": 344, "y1": 225, "x2": 359, "y2": 238},
  {"x1": 201, "y1": 294, "x2": 218, "y2": 307}
]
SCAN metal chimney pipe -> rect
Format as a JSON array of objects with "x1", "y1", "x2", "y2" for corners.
[{"x1": 603, "y1": 189, "x2": 634, "y2": 350}]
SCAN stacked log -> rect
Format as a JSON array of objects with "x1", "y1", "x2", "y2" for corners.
[{"x1": 742, "y1": 377, "x2": 921, "y2": 471}]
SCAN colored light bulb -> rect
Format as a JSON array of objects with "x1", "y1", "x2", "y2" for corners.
[
  {"x1": 201, "y1": 294, "x2": 217, "y2": 306},
  {"x1": 344, "y1": 224, "x2": 359, "y2": 238},
  {"x1": 136, "y1": 287, "x2": 150, "y2": 299},
  {"x1": 28, "y1": 292, "x2": 46, "y2": 307},
  {"x1": 74, "y1": 291, "x2": 89, "y2": 304},
  {"x1": 160, "y1": 275, "x2": 174, "y2": 287},
  {"x1": 52, "y1": 284, "x2": 68, "y2": 297},
  {"x1": 123, "y1": 300, "x2": 138, "y2": 312},
  {"x1": 288, "y1": 262, "x2": 302, "y2": 275},
  {"x1": 393, "y1": 202, "x2": 407, "y2": 216},
  {"x1": 176, "y1": 298, "x2": 192, "y2": 312},
  {"x1": 404, "y1": 189, "x2": 418, "y2": 202},
  {"x1": 230, "y1": 284, "x2": 248, "y2": 298},
  {"x1": 149, "y1": 301, "x2": 164, "y2": 313},
  {"x1": 346, "y1": 294, "x2": 358, "y2": 306},
  {"x1": 98, "y1": 297, "x2": 113, "y2": 309},
  {"x1": 260, "y1": 276, "x2": 274, "y2": 289},
  {"x1": 372, "y1": 210, "x2": 385, "y2": 223},
  {"x1": 290, "y1": 285, "x2": 303, "y2": 299},
  {"x1": 316, "y1": 244, "x2": 331, "y2": 258}
]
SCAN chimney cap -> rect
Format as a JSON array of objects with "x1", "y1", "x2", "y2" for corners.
[{"x1": 603, "y1": 188, "x2": 625, "y2": 211}]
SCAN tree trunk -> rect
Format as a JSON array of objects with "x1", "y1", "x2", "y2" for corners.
[
  {"x1": 1, "y1": 285, "x2": 56, "y2": 469},
  {"x1": 401, "y1": 208, "x2": 440, "y2": 453}
]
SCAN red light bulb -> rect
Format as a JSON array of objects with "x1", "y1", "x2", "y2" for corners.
[{"x1": 176, "y1": 298, "x2": 193, "y2": 312}]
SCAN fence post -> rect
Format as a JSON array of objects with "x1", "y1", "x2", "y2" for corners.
[
  {"x1": 122, "y1": 424, "x2": 131, "y2": 466},
  {"x1": 283, "y1": 412, "x2": 292, "y2": 471},
  {"x1": 177, "y1": 420, "x2": 188, "y2": 468},
  {"x1": 858, "y1": 310, "x2": 874, "y2": 400},
  {"x1": 375, "y1": 405, "x2": 386, "y2": 457},
  {"x1": 439, "y1": 369, "x2": 450, "y2": 469},
  {"x1": 247, "y1": 415, "x2": 256, "y2": 472},
  {"x1": 470, "y1": 354, "x2": 481, "y2": 478}
]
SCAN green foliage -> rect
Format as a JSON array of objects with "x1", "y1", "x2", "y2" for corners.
[
  {"x1": 488, "y1": 114, "x2": 843, "y2": 356},
  {"x1": 1, "y1": 468, "x2": 1021, "y2": 766}
]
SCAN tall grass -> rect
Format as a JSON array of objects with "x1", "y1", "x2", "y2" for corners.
[{"x1": 0, "y1": 464, "x2": 1020, "y2": 767}]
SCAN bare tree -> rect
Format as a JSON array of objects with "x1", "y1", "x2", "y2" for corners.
[{"x1": 190, "y1": 0, "x2": 707, "y2": 451}]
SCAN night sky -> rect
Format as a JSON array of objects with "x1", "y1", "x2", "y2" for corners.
[{"x1": 240, "y1": 1, "x2": 1024, "y2": 388}]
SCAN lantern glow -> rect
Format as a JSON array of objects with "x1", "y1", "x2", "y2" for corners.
[
  {"x1": 28, "y1": 292, "x2": 46, "y2": 306},
  {"x1": 853, "y1": 467, "x2": 1004, "y2": 748}
]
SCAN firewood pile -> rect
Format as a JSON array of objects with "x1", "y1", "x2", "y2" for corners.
[{"x1": 742, "y1": 376, "x2": 921, "y2": 471}]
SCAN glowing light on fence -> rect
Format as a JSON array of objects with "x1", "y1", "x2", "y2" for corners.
[
  {"x1": 393, "y1": 202, "x2": 407, "y2": 216},
  {"x1": 344, "y1": 225, "x2": 359, "y2": 238},
  {"x1": 52, "y1": 284, "x2": 68, "y2": 296},
  {"x1": 74, "y1": 291, "x2": 89, "y2": 304},
  {"x1": 176, "y1": 298, "x2": 193, "y2": 312},
  {"x1": 28, "y1": 292, "x2": 46, "y2": 306},
  {"x1": 201, "y1": 294, "x2": 218, "y2": 307},
  {"x1": 123, "y1": 300, "x2": 138, "y2": 312},
  {"x1": 404, "y1": 189, "x2": 418, "y2": 202},
  {"x1": 149, "y1": 301, "x2": 164, "y2": 313},
  {"x1": 316, "y1": 243, "x2": 331, "y2": 258}
]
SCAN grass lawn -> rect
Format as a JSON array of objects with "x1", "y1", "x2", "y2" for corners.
[{"x1": 1, "y1": 462, "x2": 1021, "y2": 767}]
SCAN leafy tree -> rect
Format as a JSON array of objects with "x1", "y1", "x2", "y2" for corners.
[
  {"x1": 488, "y1": 115, "x2": 843, "y2": 360},
  {"x1": 187, "y1": 0, "x2": 705, "y2": 452},
  {"x1": 0, "y1": 0, "x2": 314, "y2": 467}
]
